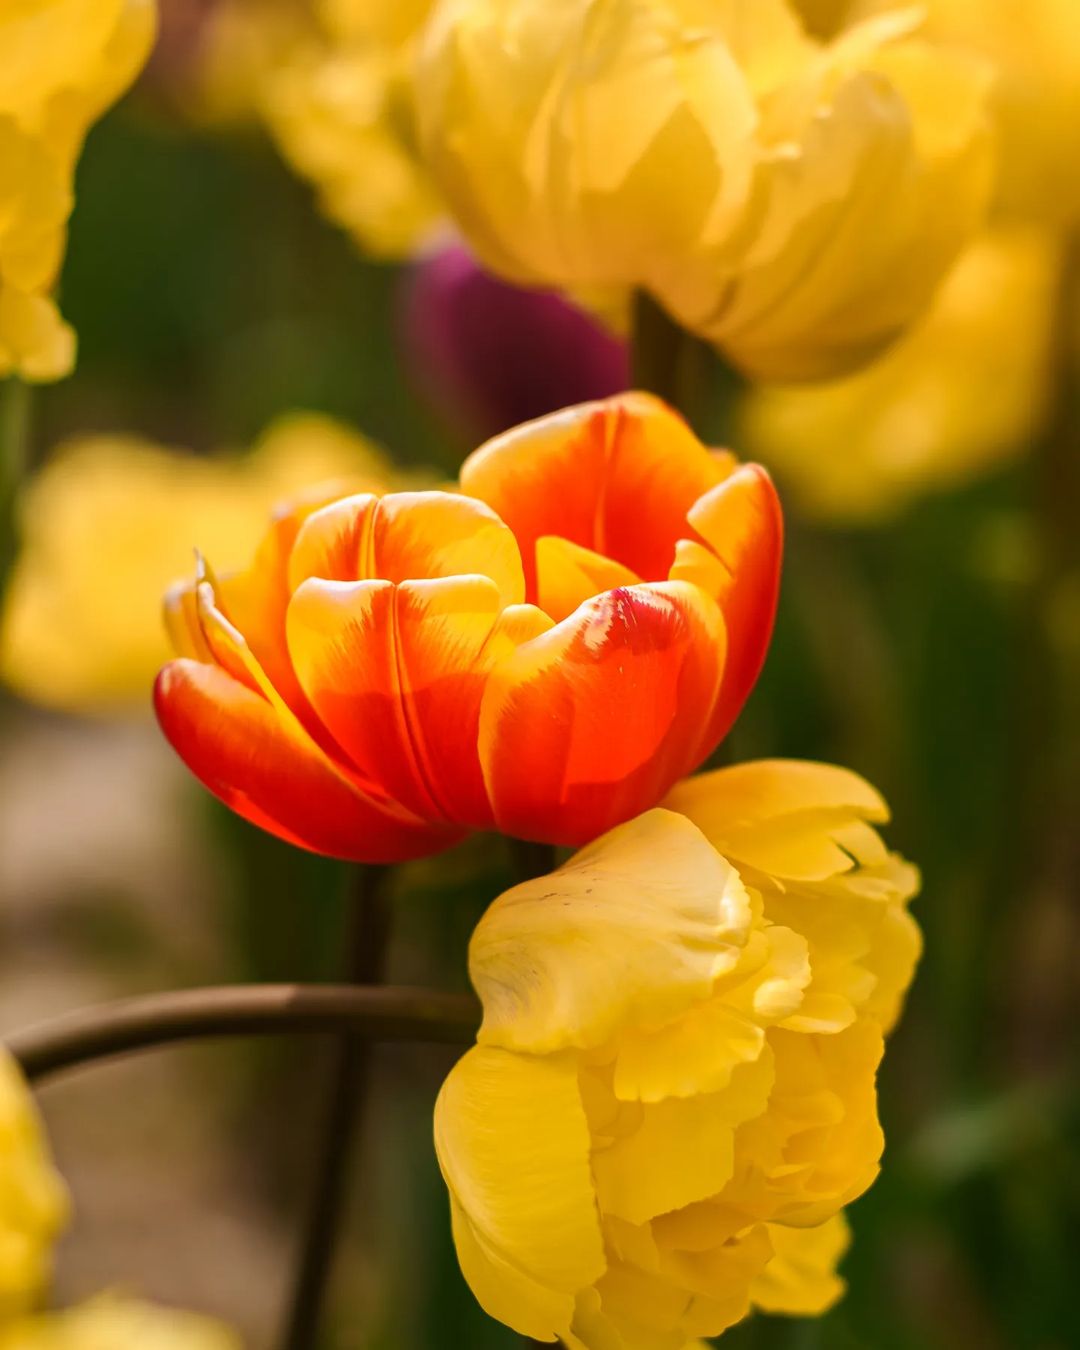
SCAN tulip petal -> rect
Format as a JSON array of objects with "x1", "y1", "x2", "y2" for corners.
[
  {"x1": 288, "y1": 490, "x2": 525, "y2": 607},
  {"x1": 470, "y1": 809, "x2": 752, "y2": 1055},
  {"x1": 479, "y1": 581, "x2": 725, "y2": 845},
  {"x1": 751, "y1": 1215, "x2": 851, "y2": 1316},
  {"x1": 460, "y1": 393, "x2": 731, "y2": 596},
  {"x1": 154, "y1": 659, "x2": 453, "y2": 862},
  {"x1": 287, "y1": 574, "x2": 547, "y2": 826},
  {"x1": 435, "y1": 1047, "x2": 606, "y2": 1342},
  {"x1": 592, "y1": 1050, "x2": 775, "y2": 1225},
  {"x1": 535, "y1": 536, "x2": 640, "y2": 625},
  {"x1": 664, "y1": 759, "x2": 888, "y2": 882},
  {"x1": 681, "y1": 464, "x2": 783, "y2": 742}
]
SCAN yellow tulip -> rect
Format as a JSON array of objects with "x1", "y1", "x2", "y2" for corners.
[
  {"x1": 414, "y1": 0, "x2": 992, "y2": 381},
  {"x1": 0, "y1": 1051, "x2": 68, "y2": 1321},
  {"x1": 840, "y1": 0, "x2": 1080, "y2": 224},
  {"x1": 261, "y1": 0, "x2": 442, "y2": 257},
  {"x1": 0, "y1": 0, "x2": 156, "y2": 380},
  {"x1": 0, "y1": 413, "x2": 405, "y2": 712},
  {"x1": 436, "y1": 789, "x2": 919, "y2": 1347},
  {"x1": 0, "y1": 1297, "x2": 241, "y2": 1350},
  {"x1": 737, "y1": 229, "x2": 1059, "y2": 520}
]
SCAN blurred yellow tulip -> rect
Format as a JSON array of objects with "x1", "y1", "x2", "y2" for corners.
[
  {"x1": 826, "y1": 0, "x2": 1080, "y2": 224},
  {"x1": 0, "y1": 413, "x2": 406, "y2": 712},
  {"x1": 0, "y1": 0, "x2": 156, "y2": 380},
  {"x1": 261, "y1": 0, "x2": 443, "y2": 257},
  {"x1": 0, "y1": 1051, "x2": 68, "y2": 1322},
  {"x1": 738, "y1": 229, "x2": 1059, "y2": 520},
  {"x1": 0, "y1": 1297, "x2": 241, "y2": 1350},
  {"x1": 414, "y1": 0, "x2": 992, "y2": 381}
]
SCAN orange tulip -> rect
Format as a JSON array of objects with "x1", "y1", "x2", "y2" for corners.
[{"x1": 154, "y1": 394, "x2": 782, "y2": 860}]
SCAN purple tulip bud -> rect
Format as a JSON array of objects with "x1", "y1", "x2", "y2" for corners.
[{"x1": 400, "y1": 244, "x2": 630, "y2": 442}]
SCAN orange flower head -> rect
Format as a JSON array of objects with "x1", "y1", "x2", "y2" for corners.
[{"x1": 154, "y1": 393, "x2": 782, "y2": 860}]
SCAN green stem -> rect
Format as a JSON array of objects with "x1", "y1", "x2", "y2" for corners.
[
  {"x1": 630, "y1": 291, "x2": 744, "y2": 440},
  {"x1": 281, "y1": 865, "x2": 394, "y2": 1350},
  {"x1": 0, "y1": 377, "x2": 31, "y2": 596}
]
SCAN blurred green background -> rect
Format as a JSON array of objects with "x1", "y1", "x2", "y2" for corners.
[{"x1": 1, "y1": 66, "x2": 1077, "y2": 1350}]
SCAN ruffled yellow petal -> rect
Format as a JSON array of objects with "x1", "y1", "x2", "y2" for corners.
[
  {"x1": 751, "y1": 1213, "x2": 851, "y2": 1315},
  {"x1": 435, "y1": 1047, "x2": 605, "y2": 1342},
  {"x1": 469, "y1": 810, "x2": 753, "y2": 1055},
  {"x1": 665, "y1": 760, "x2": 921, "y2": 1033}
]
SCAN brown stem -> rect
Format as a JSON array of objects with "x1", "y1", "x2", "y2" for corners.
[
  {"x1": 280, "y1": 865, "x2": 392, "y2": 1350},
  {"x1": 6, "y1": 983, "x2": 479, "y2": 1083}
]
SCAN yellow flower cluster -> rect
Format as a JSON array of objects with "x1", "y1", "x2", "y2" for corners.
[
  {"x1": 414, "y1": 0, "x2": 992, "y2": 381},
  {"x1": 0, "y1": 1049, "x2": 238, "y2": 1348},
  {"x1": 740, "y1": 229, "x2": 1060, "y2": 520},
  {"x1": 1, "y1": 412, "x2": 403, "y2": 712},
  {"x1": 261, "y1": 0, "x2": 442, "y2": 257},
  {"x1": 0, "y1": 0, "x2": 156, "y2": 381},
  {"x1": 436, "y1": 761, "x2": 920, "y2": 1347}
]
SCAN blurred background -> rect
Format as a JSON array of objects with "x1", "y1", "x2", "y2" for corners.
[{"x1": 1, "y1": 3, "x2": 1078, "y2": 1348}]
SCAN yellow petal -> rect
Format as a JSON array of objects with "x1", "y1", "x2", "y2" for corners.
[
  {"x1": 751, "y1": 1213, "x2": 851, "y2": 1315},
  {"x1": 469, "y1": 810, "x2": 753, "y2": 1054},
  {"x1": 435, "y1": 1047, "x2": 605, "y2": 1342},
  {"x1": 535, "y1": 536, "x2": 641, "y2": 625}
]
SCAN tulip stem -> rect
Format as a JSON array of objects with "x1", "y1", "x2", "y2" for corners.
[
  {"x1": 0, "y1": 377, "x2": 31, "y2": 596},
  {"x1": 281, "y1": 864, "x2": 395, "y2": 1350},
  {"x1": 6, "y1": 983, "x2": 480, "y2": 1083}
]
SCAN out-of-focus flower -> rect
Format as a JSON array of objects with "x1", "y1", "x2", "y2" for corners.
[
  {"x1": 0, "y1": 1296, "x2": 241, "y2": 1350},
  {"x1": 0, "y1": 0, "x2": 156, "y2": 380},
  {"x1": 1, "y1": 413, "x2": 398, "y2": 712},
  {"x1": 0, "y1": 1051, "x2": 68, "y2": 1321},
  {"x1": 738, "y1": 229, "x2": 1059, "y2": 520},
  {"x1": 414, "y1": 0, "x2": 992, "y2": 382},
  {"x1": 435, "y1": 798, "x2": 918, "y2": 1346},
  {"x1": 151, "y1": 0, "x2": 312, "y2": 125},
  {"x1": 836, "y1": 0, "x2": 1080, "y2": 224},
  {"x1": 0, "y1": 1054, "x2": 239, "y2": 1346},
  {"x1": 401, "y1": 243, "x2": 629, "y2": 442},
  {"x1": 155, "y1": 393, "x2": 782, "y2": 859},
  {"x1": 260, "y1": 0, "x2": 441, "y2": 257}
]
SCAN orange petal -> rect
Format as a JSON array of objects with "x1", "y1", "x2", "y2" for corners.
[
  {"x1": 154, "y1": 659, "x2": 454, "y2": 862},
  {"x1": 479, "y1": 581, "x2": 725, "y2": 846},
  {"x1": 288, "y1": 490, "x2": 525, "y2": 607},
  {"x1": 460, "y1": 393, "x2": 731, "y2": 597},
  {"x1": 680, "y1": 464, "x2": 783, "y2": 743},
  {"x1": 287, "y1": 575, "x2": 550, "y2": 827}
]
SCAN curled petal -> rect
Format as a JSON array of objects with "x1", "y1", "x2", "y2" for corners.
[
  {"x1": 470, "y1": 809, "x2": 753, "y2": 1055},
  {"x1": 460, "y1": 393, "x2": 731, "y2": 595},
  {"x1": 435, "y1": 1047, "x2": 606, "y2": 1342},
  {"x1": 153, "y1": 659, "x2": 454, "y2": 863},
  {"x1": 751, "y1": 1215, "x2": 851, "y2": 1316},
  {"x1": 479, "y1": 581, "x2": 726, "y2": 845},
  {"x1": 680, "y1": 464, "x2": 783, "y2": 742}
]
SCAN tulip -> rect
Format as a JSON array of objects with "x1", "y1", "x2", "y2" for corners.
[
  {"x1": 0, "y1": 1050, "x2": 68, "y2": 1320},
  {"x1": 2, "y1": 414, "x2": 400, "y2": 712},
  {"x1": 0, "y1": 0, "x2": 156, "y2": 380},
  {"x1": 435, "y1": 800, "x2": 918, "y2": 1346},
  {"x1": 400, "y1": 243, "x2": 629, "y2": 441},
  {"x1": 154, "y1": 393, "x2": 782, "y2": 859},
  {"x1": 738, "y1": 228, "x2": 1059, "y2": 520},
  {"x1": 0, "y1": 1296, "x2": 242, "y2": 1350},
  {"x1": 414, "y1": 0, "x2": 992, "y2": 382}
]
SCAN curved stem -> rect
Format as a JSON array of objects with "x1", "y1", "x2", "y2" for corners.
[{"x1": 6, "y1": 983, "x2": 480, "y2": 1084}]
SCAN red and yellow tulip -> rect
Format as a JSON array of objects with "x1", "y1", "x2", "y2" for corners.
[{"x1": 154, "y1": 393, "x2": 782, "y2": 859}]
